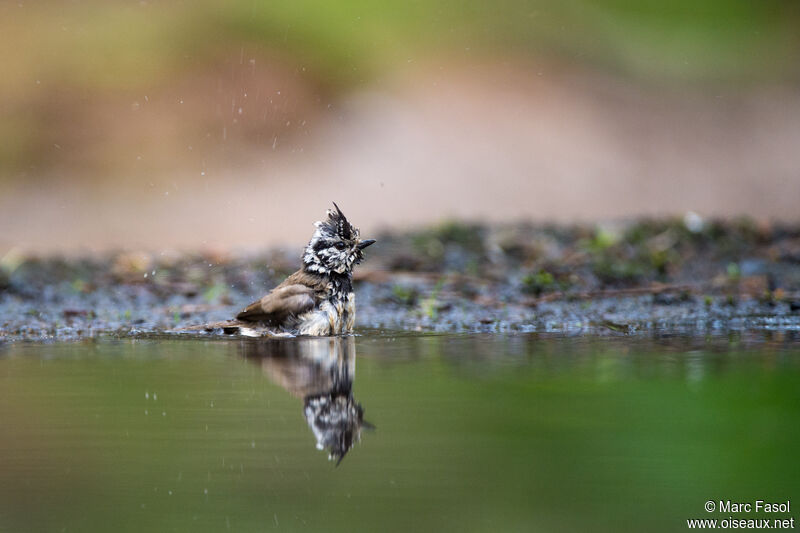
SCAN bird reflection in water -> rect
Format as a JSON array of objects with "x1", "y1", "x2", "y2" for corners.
[{"x1": 239, "y1": 336, "x2": 372, "y2": 465}]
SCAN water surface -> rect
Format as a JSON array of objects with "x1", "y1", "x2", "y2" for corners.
[{"x1": 1, "y1": 333, "x2": 798, "y2": 532}]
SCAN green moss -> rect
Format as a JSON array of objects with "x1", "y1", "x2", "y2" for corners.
[
  {"x1": 581, "y1": 222, "x2": 686, "y2": 286},
  {"x1": 412, "y1": 221, "x2": 484, "y2": 256},
  {"x1": 726, "y1": 262, "x2": 741, "y2": 282},
  {"x1": 521, "y1": 270, "x2": 556, "y2": 297},
  {"x1": 592, "y1": 258, "x2": 646, "y2": 286},
  {"x1": 434, "y1": 221, "x2": 484, "y2": 251},
  {"x1": 70, "y1": 279, "x2": 89, "y2": 294},
  {"x1": 391, "y1": 285, "x2": 418, "y2": 306},
  {"x1": 411, "y1": 234, "x2": 445, "y2": 262},
  {"x1": 420, "y1": 279, "x2": 446, "y2": 320},
  {"x1": 203, "y1": 283, "x2": 227, "y2": 304},
  {"x1": 584, "y1": 227, "x2": 620, "y2": 253}
]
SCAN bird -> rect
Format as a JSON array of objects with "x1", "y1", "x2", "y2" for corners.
[{"x1": 198, "y1": 203, "x2": 375, "y2": 337}]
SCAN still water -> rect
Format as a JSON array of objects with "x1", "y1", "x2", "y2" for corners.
[{"x1": 1, "y1": 333, "x2": 798, "y2": 532}]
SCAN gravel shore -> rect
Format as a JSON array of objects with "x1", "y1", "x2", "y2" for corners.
[{"x1": 2, "y1": 217, "x2": 799, "y2": 342}]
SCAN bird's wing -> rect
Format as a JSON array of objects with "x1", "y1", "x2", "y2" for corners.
[{"x1": 236, "y1": 284, "x2": 316, "y2": 323}]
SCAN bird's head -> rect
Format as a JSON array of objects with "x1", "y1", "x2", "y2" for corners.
[
  {"x1": 303, "y1": 203, "x2": 375, "y2": 275},
  {"x1": 304, "y1": 393, "x2": 370, "y2": 466}
]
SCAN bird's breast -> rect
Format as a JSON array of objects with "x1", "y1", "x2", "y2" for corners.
[
  {"x1": 343, "y1": 292, "x2": 356, "y2": 332},
  {"x1": 295, "y1": 292, "x2": 355, "y2": 336}
]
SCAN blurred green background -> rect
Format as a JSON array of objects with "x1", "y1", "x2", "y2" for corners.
[
  {"x1": 3, "y1": 0, "x2": 798, "y2": 176},
  {"x1": 2, "y1": 1, "x2": 799, "y2": 252}
]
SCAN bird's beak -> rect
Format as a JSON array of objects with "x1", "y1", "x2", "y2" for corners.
[{"x1": 357, "y1": 239, "x2": 376, "y2": 250}]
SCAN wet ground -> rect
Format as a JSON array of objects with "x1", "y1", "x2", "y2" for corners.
[
  {"x1": 1, "y1": 333, "x2": 799, "y2": 532},
  {"x1": 1, "y1": 218, "x2": 800, "y2": 342}
]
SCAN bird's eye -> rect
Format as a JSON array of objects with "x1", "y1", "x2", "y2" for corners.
[{"x1": 334, "y1": 242, "x2": 346, "y2": 250}]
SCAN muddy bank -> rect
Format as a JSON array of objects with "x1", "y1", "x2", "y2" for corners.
[{"x1": 1, "y1": 217, "x2": 800, "y2": 342}]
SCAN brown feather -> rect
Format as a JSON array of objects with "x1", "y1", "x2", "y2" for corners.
[{"x1": 236, "y1": 269, "x2": 328, "y2": 325}]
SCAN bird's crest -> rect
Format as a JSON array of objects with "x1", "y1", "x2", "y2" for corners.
[{"x1": 315, "y1": 202, "x2": 357, "y2": 241}]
